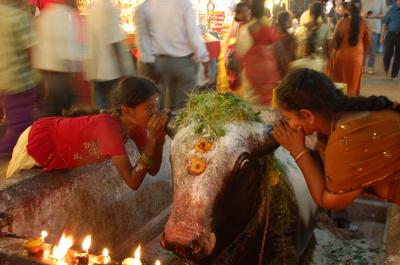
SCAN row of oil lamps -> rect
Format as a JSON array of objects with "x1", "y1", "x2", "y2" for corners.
[{"x1": 24, "y1": 231, "x2": 161, "y2": 265}]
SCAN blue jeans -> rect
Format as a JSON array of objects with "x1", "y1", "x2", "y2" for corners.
[{"x1": 366, "y1": 33, "x2": 380, "y2": 69}]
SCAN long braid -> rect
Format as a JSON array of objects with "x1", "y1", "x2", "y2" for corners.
[
  {"x1": 277, "y1": 68, "x2": 400, "y2": 114},
  {"x1": 334, "y1": 95, "x2": 399, "y2": 112}
]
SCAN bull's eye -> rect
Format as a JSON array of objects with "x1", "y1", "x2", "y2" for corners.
[
  {"x1": 239, "y1": 159, "x2": 250, "y2": 172},
  {"x1": 233, "y1": 153, "x2": 251, "y2": 176}
]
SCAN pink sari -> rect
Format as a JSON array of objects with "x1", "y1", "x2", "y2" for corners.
[{"x1": 237, "y1": 22, "x2": 281, "y2": 106}]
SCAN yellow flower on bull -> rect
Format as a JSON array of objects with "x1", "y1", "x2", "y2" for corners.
[
  {"x1": 268, "y1": 170, "x2": 281, "y2": 186},
  {"x1": 195, "y1": 139, "x2": 213, "y2": 153},
  {"x1": 188, "y1": 157, "x2": 207, "y2": 175}
]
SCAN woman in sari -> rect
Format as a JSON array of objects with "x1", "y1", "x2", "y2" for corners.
[
  {"x1": 328, "y1": 0, "x2": 370, "y2": 96},
  {"x1": 236, "y1": 0, "x2": 281, "y2": 106},
  {"x1": 292, "y1": 2, "x2": 331, "y2": 72},
  {"x1": 217, "y1": 2, "x2": 250, "y2": 96},
  {"x1": 273, "y1": 68, "x2": 400, "y2": 209}
]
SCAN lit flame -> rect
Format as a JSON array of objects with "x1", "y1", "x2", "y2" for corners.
[
  {"x1": 41, "y1": 230, "x2": 48, "y2": 239},
  {"x1": 134, "y1": 245, "x2": 141, "y2": 260},
  {"x1": 103, "y1": 248, "x2": 109, "y2": 256},
  {"x1": 52, "y1": 233, "x2": 73, "y2": 262},
  {"x1": 82, "y1": 235, "x2": 92, "y2": 252},
  {"x1": 155, "y1": 260, "x2": 161, "y2": 265}
]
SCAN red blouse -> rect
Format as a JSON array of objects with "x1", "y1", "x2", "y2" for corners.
[{"x1": 27, "y1": 114, "x2": 147, "y2": 171}]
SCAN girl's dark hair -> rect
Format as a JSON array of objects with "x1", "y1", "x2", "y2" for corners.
[
  {"x1": 111, "y1": 76, "x2": 160, "y2": 115},
  {"x1": 347, "y1": 2, "x2": 361, "y2": 46},
  {"x1": 64, "y1": 77, "x2": 159, "y2": 117},
  {"x1": 277, "y1": 11, "x2": 290, "y2": 34},
  {"x1": 307, "y1": 2, "x2": 324, "y2": 55},
  {"x1": 251, "y1": 0, "x2": 265, "y2": 19},
  {"x1": 276, "y1": 68, "x2": 399, "y2": 114}
]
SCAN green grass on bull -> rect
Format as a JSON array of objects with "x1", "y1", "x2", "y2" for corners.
[{"x1": 174, "y1": 92, "x2": 262, "y2": 138}]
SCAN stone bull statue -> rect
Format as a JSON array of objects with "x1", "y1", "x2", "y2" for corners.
[{"x1": 160, "y1": 92, "x2": 318, "y2": 265}]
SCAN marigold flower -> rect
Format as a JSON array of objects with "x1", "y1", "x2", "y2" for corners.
[
  {"x1": 194, "y1": 139, "x2": 213, "y2": 153},
  {"x1": 188, "y1": 157, "x2": 207, "y2": 175}
]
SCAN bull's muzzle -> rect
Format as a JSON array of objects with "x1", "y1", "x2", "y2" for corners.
[{"x1": 160, "y1": 226, "x2": 216, "y2": 260}]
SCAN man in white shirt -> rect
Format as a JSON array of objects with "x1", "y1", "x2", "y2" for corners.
[
  {"x1": 137, "y1": 0, "x2": 211, "y2": 110},
  {"x1": 361, "y1": 0, "x2": 387, "y2": 74},
  {"x1": 33, "y1": 0, "x2": 81, "y2": 116},
  {"x1": 85, "y1": 0, "x2": 134, "y2": 110},
  {"x1": 134, "y1": 0, "x2": 158, "y2": 82}
]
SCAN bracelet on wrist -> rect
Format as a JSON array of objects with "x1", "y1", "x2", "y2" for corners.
[
  {"x1": 136, "y1": 161, "x2": 151, "y2": 172},
  {"x1": 293, "y1": 149, "x2": 310, "y2": 162},
  {"x1": 139, "y1": 152, "x2": 153, "y2": 167}
]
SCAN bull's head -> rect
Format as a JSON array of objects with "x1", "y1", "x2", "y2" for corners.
[{"x1": 161, "y1": 118, "x2": 278, "y2": 261}]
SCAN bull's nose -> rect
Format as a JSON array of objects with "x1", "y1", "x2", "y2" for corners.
[{"x1": 191, "y1": 240, "x2": 201, "y2": 255}]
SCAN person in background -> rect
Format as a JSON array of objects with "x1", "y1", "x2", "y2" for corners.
[
  {"x1": 0, "y1": 0, "x2": 42, "y2": 158},
  {"x1": 7, "y1": 77, "x2": 168, "y2": 191},
  {"x1": 294, "y1": 2, "x2": 331, "y2": 61},
  {"x1": 327, "y1": 0, "x2": 345, "y2": 28},
  {"x1": 236, "y1": 0, "x2": 281, "y2": 106},
  {"x1": 273, "y1": 68, "x2": 400, "y2": 209},
  {"x1": 85, "y1": 0, "x2": 134, "y2": 111},
  {"x1": 217, "y1": 2, "x2": 250, "y2": 96},
  {"x1": 380, "y1": 0, "x2": 400, "y2": 80},
  {"x1": 361, "y1": 0, "x2": 387, "y2": 74},
  {"x1": 33, "y1": 0, "x2": 82, "y2": 117},
  {"x1": 300, "y1": 0, "x2": 328, "y2": 26},
  {"x1": 276, "y1": 11, "x2": 297, "y2": 74},
  {"x1": 328, "y1": 0, "x2": 370, "y2": 96},
  {"x1": 292, "y1": 2, "x2": 330, "y2": 73},
  {"x1": 140, "y1": 0, "x2": 210, "y2": 110}
]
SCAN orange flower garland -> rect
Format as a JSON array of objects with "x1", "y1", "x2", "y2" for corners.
[
  {"x1": 188, "y1": 157, "x2": 207, "y2": 175},
  {"x1": 194, "y1": 139, "x2": 213, "y2": 153}
]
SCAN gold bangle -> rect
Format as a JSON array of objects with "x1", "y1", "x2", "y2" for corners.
[
  {"x1": 140, "y1": 152, "x2": 153, "y2": 167},
  {"x1": 294, "y1": 149, "x2": 310, "y2": 162}
]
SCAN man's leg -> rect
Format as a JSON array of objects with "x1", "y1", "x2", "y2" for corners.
[
  {"x1": 0, "y1": 88, "x2": 35, "y2": 157},
  {"x1": 390, "y1": 33, "x2": 400, "y2": 78},
  {"x1": 155, "y1": 57, "x2": 173, "y2": 110},
  {"x1": 170, "y1": 56, "x2": 198, "y2": 110},
  {"x1": 383, "y1": 32, "x2": 395, "y2": 76},
  {"x1": 367, "y1": 33, "x2": 378, "y2": 73}
]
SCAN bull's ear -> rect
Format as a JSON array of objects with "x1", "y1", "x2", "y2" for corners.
[
  {"x1": 165, "y1": 110, "x2": 181, "y2": 138},
  {"x1": 259, "y1": 124, "x2": 279, "y2": 155}
]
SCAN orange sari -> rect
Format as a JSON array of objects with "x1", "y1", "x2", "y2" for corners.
[
  {"x1": 325, "y1": 111, "x2": 400, "y2": 204},
  {"x1": 328, "y1": 18, "x2": 370, "y2": 96}
]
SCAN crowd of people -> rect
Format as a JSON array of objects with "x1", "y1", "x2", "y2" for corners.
[
  {"x1": 0, "y1": 0, "x2": 399, "y2": 210},
  {"x1": 219, "y1": 0, "x2": 399, "y2": 102}
]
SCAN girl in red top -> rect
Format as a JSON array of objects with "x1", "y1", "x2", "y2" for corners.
[{"x1": 6, "y1": 77, "x2": 168, "y2": 190}]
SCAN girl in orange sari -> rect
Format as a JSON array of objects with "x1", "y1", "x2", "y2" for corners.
[
  {"x1": 328, "y1": 0, "x2": 370, "y2": 96},
  {"x1": 273, "y1": 68, "x2": 400, "y2": 209}
]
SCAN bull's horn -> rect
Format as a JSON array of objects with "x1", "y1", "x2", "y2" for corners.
[{"x1": 259, "y1": 124, "x2": 279, "y2": 155}]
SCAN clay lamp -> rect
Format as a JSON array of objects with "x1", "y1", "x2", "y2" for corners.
[
  {"x1": 122, "y1": 245, "x2": 142, "y2": 265},
  {"x1": 155, "y1": 260, "x2": 161, "y2": 265},
  {"x1": 75, "y1": 235, "x2": 91, "y2": 265},
  {"x1": 24, "y1": 230, "x2": 47, "y2": 256},
  {"x1": 92, "y1": 248, "x2": 111, "y2": 264}
]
